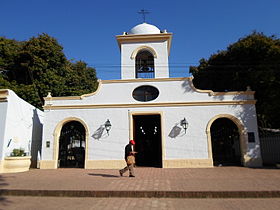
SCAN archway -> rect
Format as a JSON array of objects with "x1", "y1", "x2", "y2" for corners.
[
  {"x1": 135, "y1": 50, "x2": 155, "y2": 78},
  {"x1": 58, "y1": 121, "x2": 86, "y2": 168},
  {"x1": 210, "y1": 118, "x2": 241, "y2": 166}
]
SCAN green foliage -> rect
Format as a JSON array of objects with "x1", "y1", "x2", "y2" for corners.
[
  {"x1": 190, "y1": 32, "x2": 280, "y2": 129},
  {"x1": 10, "y1": 148, "x2": 25, "y2": 157},
  {"x1": 0, "y1": 34, "x2": 98, "y2": 108},
  {"x1": 64, "y1": 61, "x2": 98, "y2": 96}
]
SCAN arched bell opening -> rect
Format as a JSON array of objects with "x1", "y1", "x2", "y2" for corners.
[
  {"x1": 58, "y1": 121, "x2": 86, "y2": 168},
  {"x1": 135, "y1": 50, "x2": 155, "y2": 78},
  {"x1": 210, "y1": 118, "x2": 242, "y2": 166}
]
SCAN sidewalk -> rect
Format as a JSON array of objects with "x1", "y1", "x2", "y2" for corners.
[
  {"x1": 1, "y1": 167, "x2": 280, "y2": 210},
  {"x1": 0, "y1": 167, "x2": 280, "y2": 198}
]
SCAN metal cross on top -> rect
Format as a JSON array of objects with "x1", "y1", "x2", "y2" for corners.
[{"x1": 138, "y1": 9, "x2": 150, "y2": 23}]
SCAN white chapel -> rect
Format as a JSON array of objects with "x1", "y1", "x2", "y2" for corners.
[{"x1": 0, "y1": 22, "x2": 262, "y2": 172}]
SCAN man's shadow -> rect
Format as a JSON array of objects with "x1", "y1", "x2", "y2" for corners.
[{"x1": 88, "y1": 173, "x2": 119, "y2": 178}]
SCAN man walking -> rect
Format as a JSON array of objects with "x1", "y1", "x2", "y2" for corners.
[{"x1": 119, "y1": 140, "x2": 136, "y2": 177}]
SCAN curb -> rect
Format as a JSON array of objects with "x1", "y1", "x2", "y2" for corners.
[{"x1": 1, "y1": 189, "x2": 280, "y2": 198}]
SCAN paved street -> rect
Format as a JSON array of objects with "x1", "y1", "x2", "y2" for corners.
[
  {"x1": 1, "y1": 167, "x2": 280, "y2": 192},
  {"x1": 0, "y1": 167, "x2": 280, "y2": 209},
  {"x1": 1, "y1": 197, "x2": 280, "y2": 210}
]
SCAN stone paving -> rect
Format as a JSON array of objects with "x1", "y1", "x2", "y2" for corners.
[
  {"x1": 0, "y1": 167, "x2": 279, "y2": 193},
  {"x1": 1, "y1": 197, "x2": 280, "y2": 210},
  {"x1": 0, "y1": 167, "x2": 280, "y2": 209}
]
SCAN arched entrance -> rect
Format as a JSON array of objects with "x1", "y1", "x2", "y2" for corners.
[
  {"x1": 210, "y1": 118, "x2": 241, "y2": 166},
  {"x1": 58, "y1": 121, "x2": 86, "y2": 168}
]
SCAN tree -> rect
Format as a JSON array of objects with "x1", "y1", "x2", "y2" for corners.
[
  {"x1": 64, "y1": 61, "x2": 98, "y2": 96},
  {"x1": 0, "y1": 34, "x2": 98, "y2": 108},
  {"x1": 190, "y1": 32, "x2": 280, "y2": 129}
]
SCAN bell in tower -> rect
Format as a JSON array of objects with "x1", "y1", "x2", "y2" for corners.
[{"x1": 135, "y1": 50, "x2": 155, "y2": 78}]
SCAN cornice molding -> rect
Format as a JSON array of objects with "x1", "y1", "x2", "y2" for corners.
[
  {"x1": 101, "y1": 77, "x2": 191, "y2": 84},
  {"x1": 212, "y1": 91, "x2": 255, "y2": 96},
  {"x1": 43, "y1": 80, "x2": 103, "y2": 101},
  {"x1": 187, "y1": 77, "x2": 255, "y2": 96},
  {"x1": 116, "y1": 33, "x2": 173, "y2": 55},
  {"x1": 44, "y1": 100, "x2": 256, "y2": 110}
]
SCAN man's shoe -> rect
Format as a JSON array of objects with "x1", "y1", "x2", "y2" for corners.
[
  {"x1": 119, "y1": 170, "x2": 123, "y2": 177},
  {"x1": 129, "y1": 175, "x2": 135, "y2": 177}
]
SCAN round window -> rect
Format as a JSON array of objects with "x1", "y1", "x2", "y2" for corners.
[{"x1": 132, "y1": 85, "x2": 159, "y2": 102}]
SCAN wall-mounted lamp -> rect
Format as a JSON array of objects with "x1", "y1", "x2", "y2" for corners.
[
  {"x1": 180, "y1": 118, "x2": 188, "y2": 133},
  {"x1": 104, "y1": 119, "x2": 112, "y2": 135}
]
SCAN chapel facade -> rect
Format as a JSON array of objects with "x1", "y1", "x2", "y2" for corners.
[{"x1": 38, "y1": 22, "x2": 262, "y2": 169}]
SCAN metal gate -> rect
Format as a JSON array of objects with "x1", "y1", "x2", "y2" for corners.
[
  {"x1": 260, "y1": 134, "x2": 280, "y2": 165},
  {"x1": 58, "y1": 121, "x2": 85, "y2": 168},
  {"x1": 211, "y1": 118, "x2": 241, "y2": 166}
]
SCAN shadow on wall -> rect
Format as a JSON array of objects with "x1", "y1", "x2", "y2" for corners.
[
  {"x1": 212, "y1": 94, "x2": 262, "y2": 167},
  {"x1": 92, "y1": 125, "x2": 109, "y2": 140},
  {"x1": 30, "y1": 109, "x2": 43, "y2": 168},
  {"x1": 182, "y1": 78, "x2": 262, "y2": 166},
  {"x1": 181, "y1": 79, "x2": 195, "y2": 93},
  {"x1": 181, "y1": 78, "x2": 258, "y2": 136},
  {"x1": 168, "y1": 124, "x2": 186, "y2": 138}
]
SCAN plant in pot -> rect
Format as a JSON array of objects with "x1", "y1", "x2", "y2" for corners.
[
  {"x1": 3, "y1": 148, "x2": 31, "y2": 173},
  {"x1": 10, "y1": 148, "x2": 26, "y2": 157}
]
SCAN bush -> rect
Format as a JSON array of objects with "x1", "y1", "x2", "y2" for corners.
[{"x1": 10, "y1": 148, "x2": 26, "y2": 157}]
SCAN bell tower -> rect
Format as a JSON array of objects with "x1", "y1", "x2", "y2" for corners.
[{"x1": 116, "y1": 23, "x2": 172, "y2": 79}]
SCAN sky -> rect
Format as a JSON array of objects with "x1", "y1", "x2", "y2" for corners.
[{"x1": 1, "y1": 0, "x2": 280, "y2": 80}]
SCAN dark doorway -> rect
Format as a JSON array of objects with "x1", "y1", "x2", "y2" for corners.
[
  {"x1": 58, "y1": 121, "x2": 86, "y2": 168},
  {"x1": 133, "y1": 114, "x2": 162, "y2": 167},
  {"x1": 210, "y1": 118, "x2": 241, "y2": 166}
]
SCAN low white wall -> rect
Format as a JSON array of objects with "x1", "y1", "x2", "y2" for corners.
[
  {"x1": 1, "y1": 90, "x2": 44, "y2": 168},
  {"x1": 0, "y1": 102, "x2": 8, "y2": 158}
]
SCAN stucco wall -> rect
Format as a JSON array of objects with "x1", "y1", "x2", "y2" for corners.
[
  {"x1": 1, "y1": 90, "x2": 44, "y2": 165},
  {"x1": 42, "y1": 104, "x2": 259, "y2": 160},
  {"x1": 46, "y1": 78, "x2": 255, "y2": 106},
  {"x1": 0, "y1": 102, "x2": 8, "y2": 158},
  {"x1": 41, "y1": 78, "x2": 261, "y2": 168},
  {"x1": 121, "y1": 41, "x2": 169, "y2": 79}
]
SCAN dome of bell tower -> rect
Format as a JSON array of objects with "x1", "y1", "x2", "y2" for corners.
[{"x1": 128, "y1": 23, "x2": 161, "y2": 35}]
